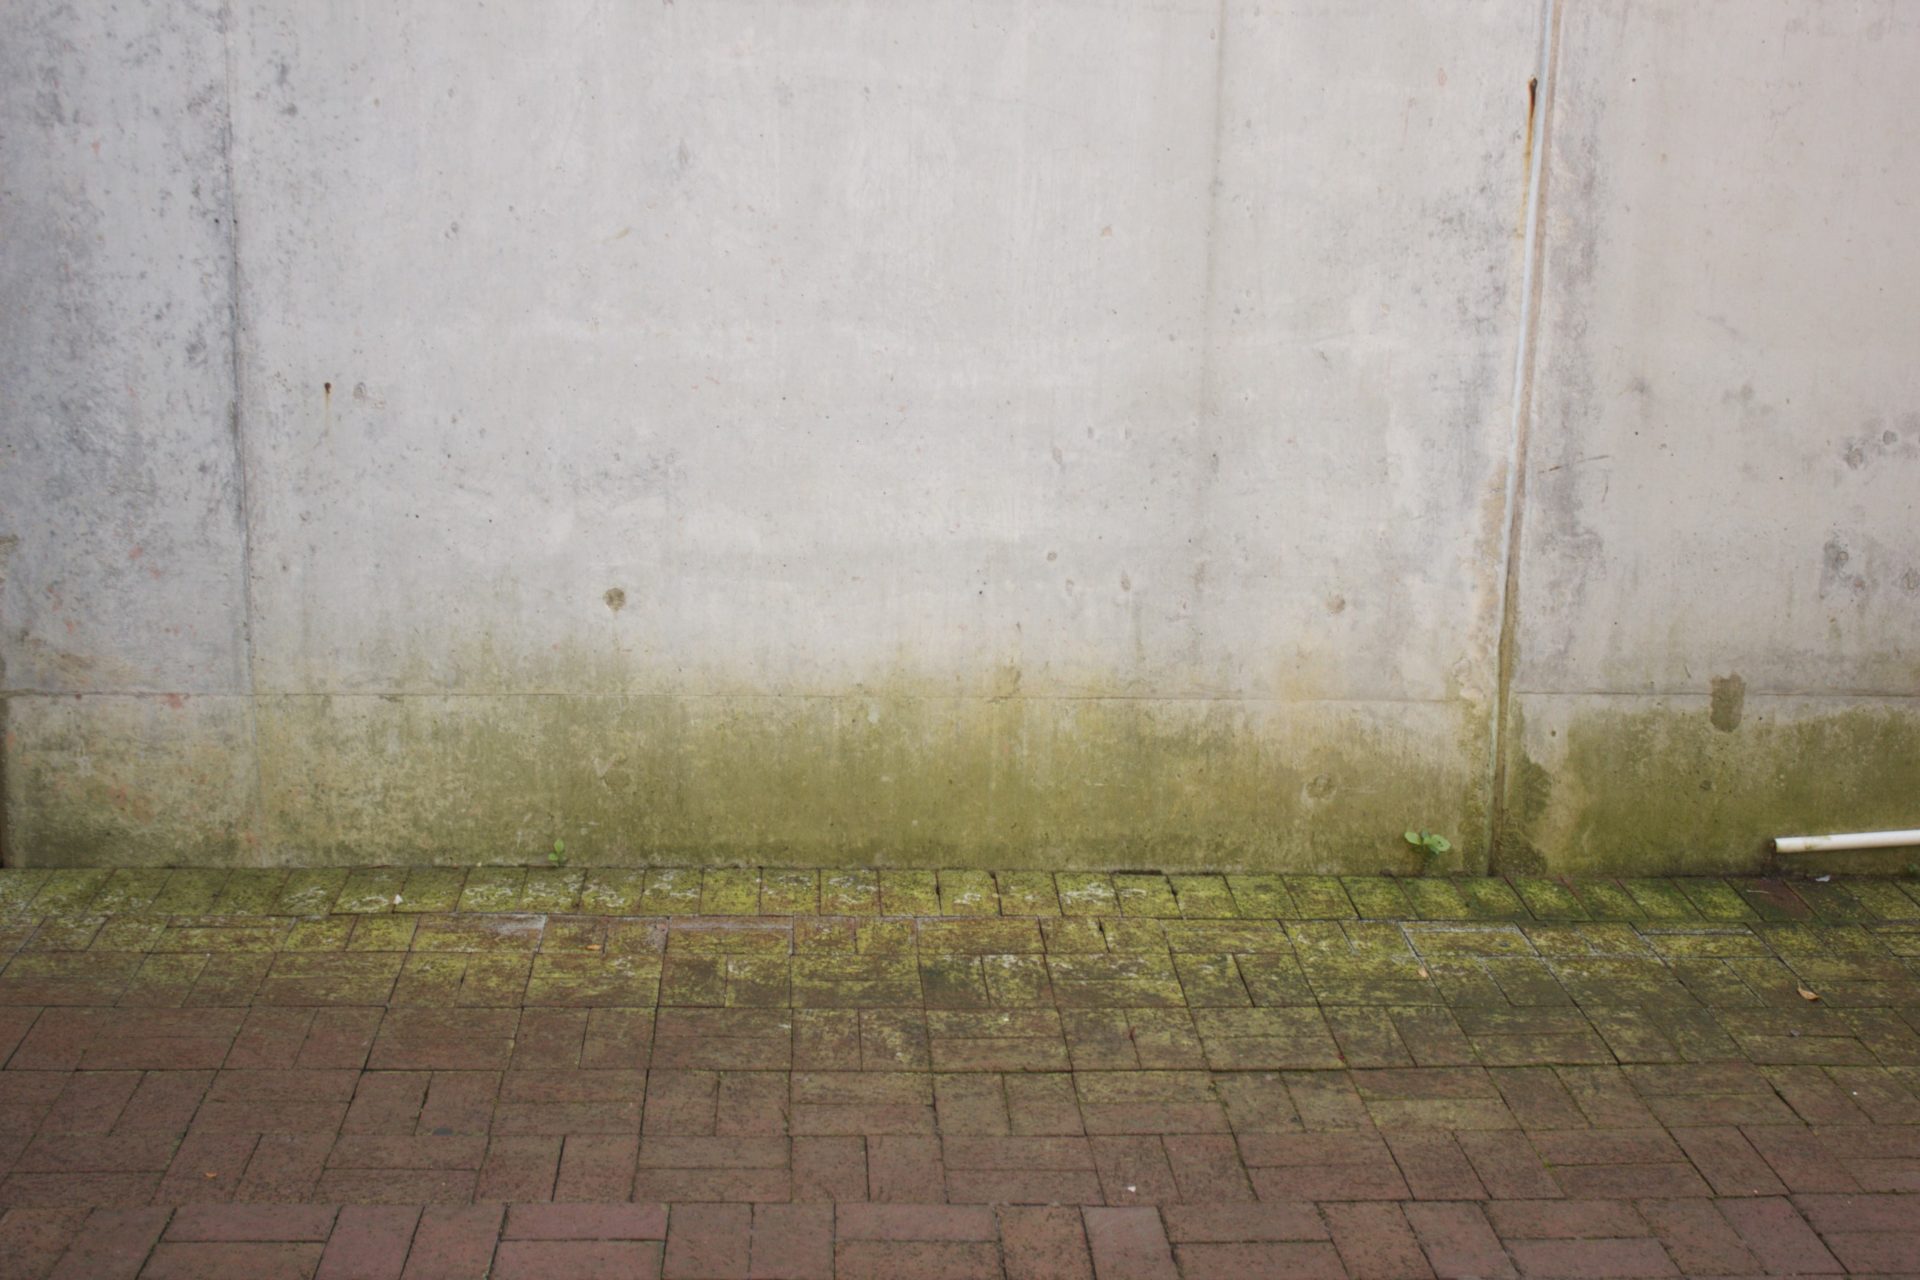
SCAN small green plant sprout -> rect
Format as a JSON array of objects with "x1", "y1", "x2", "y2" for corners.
[
  {"x1": 549, "y1": 837, "x2": 567, "y2": 868},
  {"x1": 1404, "y1": 829, "x2": 1452, "y2": 870}
]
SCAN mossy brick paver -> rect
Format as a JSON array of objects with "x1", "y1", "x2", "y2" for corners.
[
  {"x1": 1843, "y1": 879, "x2": 1920, "y2": 921},
  {"x1": 1457, "y1": 877, "x2": 1530, "y2": 920},
  {"x1": 1055, "y1": 873, "x2": 1118, "y2": 916},
  {"x1": 347, "y1": 915, "x2": 419, "y2": 952},
  {"x1": 1169, "y1": 875, "x2": 1239, "y2": 919},
  {"x1": 1283, "y1": 876, "x2": 1357, "y2": 919},
  {"x1": 995, "y1": 871, "x2": 1061, "y2": 917},
  {"x1": 1401, "y1": 877, "x2": 1474, "y2": 920},
  {"x1": 397, "y1": 867, "x2": 468, "y2": 914},
  {"x1": 1114, "y1": 874, "x2": 1180, "y2": 918},
  {"x1": 29, "y1": 868, "x2": 112, "y2": 914},
  {"x1": 1622, "y1": 877, "x2": 1705, "y2": 920},
  {"x1": 1568, "y1": 877, "x2": 1647, "y2": 921},
  {"x1": 454, "y1": 866, "x2": 520, "y2": 912},
  {"x1": 0, "y1": 870, "x2": 1914, "y2": 1278},
  {"x1": 937, "y1": 869, "x2": 998, "y2": 916},
  {"x1": 700, "y1": 868, "x2": 761, "y2": 915},
  {"x1": 758, "y1": 869, "x2": 819, "y2": 915},
  {"x1": 1341, "y1": 876, "x2": 1410, "y2": 919},
  {"x1": 1792, "y1": 878, "x2": 1876, "y2": 922},
  {"x1": 1510, "y1": 876, "x2": 1590, "y2": 921},
  {"x1": 877, "y1": 870, "x2": 939, "y2": 916},
  {"x1": 150, "y1": 869, "x2": 233, "y2": 915},
  {"x1": 639, "y1": 868, "x2": 702, "y2": 915},
  {"x1": 1672, "y1": 877, "x2": 1760, "y2": 921},
  {"x1": 336, "y1": 868, "x2": 406, "y2": 914},
  {"x1": 0, "y1": 869, "x2": 50, "y2": 914},
  {"x1": 820, "y1": 870, "x2": 880, "y2": 916},
  {"x1": 275, "y1": 868, "x2": 348, "y2": 916},
  {"x1": 213, "y1": 869, "x2": 290, "y2": 914},
  {"x1": 518, "y1": 868, "x2": 584, "y2": 912},
  {"x1": 578, "y1": 868, "x2": 650, "y2": 915},
  {"x1": 1225, "y1": 874, "x2": 1295, "y2": 917},
  {"x1": 88, "y1": 868, "x2": 170, "y2": 915}
]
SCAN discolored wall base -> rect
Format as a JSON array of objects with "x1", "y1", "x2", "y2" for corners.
[
  {"x1": 5, "y1": 690, "x2": 1486, "y2": 873},
  {"x1": 1499, "y1": 694, "x2": 1920, "y2": 877}
]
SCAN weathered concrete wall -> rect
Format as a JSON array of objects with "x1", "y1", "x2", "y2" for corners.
[
  {"x1": 3, "y1": 0, "x2": 1914, "y2": 871},
  {"x1": 1501, "y1": 0, "x2": 1920, "y2": 873},
  {"x1": 0, "y1": 0, "x2": 261, "y2": 864}
]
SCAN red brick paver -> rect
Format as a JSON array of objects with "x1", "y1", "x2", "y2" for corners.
[{"x1": 0, "y1": 868, "x2": 1915, "y2": 1274}]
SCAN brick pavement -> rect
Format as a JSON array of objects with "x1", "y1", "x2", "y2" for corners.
[{"x1": 0, "y1": 866, "x2": 1914, "y2": 1275}]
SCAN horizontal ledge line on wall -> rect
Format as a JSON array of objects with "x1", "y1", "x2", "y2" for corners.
[
  {"x1": 0, "y1": 688, "x2": 246, "y2": 699},
  {"x1": 1510, "y1": 688, "x2": 1920, "y2": 701},
  {"x1": 0, "y1": 688, "x2": 1460, "y2": 706}
]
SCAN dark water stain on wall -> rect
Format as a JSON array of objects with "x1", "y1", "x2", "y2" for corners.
[
  {"x1": 1506, "y1": 699, "x2": 1920, "y2": 875},
  {"x1": 1709, "y1": 674, "x2": 1745, "y2": 732}
]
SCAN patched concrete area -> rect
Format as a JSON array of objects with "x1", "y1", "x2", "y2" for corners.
[{"x1": 0, "y1": 866, "x2": 1917, "y2": 1275}]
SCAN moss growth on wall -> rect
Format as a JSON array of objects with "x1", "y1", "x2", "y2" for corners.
[
  {"x1": 3, "y1": 695, "x2": 259, "y2": 867},
  {"x1": 8, "y1": 684, "x2": 1483, "y2": 871},
  {"x1": 249, "y1": 690, "x2": 1479, "y2": 871},
  {"x1": 1501, "y1": 693, "x2": 1920, "y2": 876},
  {"x1": 12, "y1": 680, "x2": 1913, "y2": 874}
]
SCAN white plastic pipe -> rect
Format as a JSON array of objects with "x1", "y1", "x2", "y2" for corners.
[{"x1": 1775, "y1": 830, "x2": 1920, "y2": 854}]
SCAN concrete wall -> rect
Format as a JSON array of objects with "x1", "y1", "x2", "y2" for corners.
[
  {"x1": 1503, "y1": 0, "x2": 1920, "y2": 872},
  {"x1": 3, "y1": 0, "x2": 1915, "y2": 872}
]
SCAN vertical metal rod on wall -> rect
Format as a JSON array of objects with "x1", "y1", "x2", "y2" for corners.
[{"x1": 1486, "y1": 0, "x2": 1560, "y2": 871}]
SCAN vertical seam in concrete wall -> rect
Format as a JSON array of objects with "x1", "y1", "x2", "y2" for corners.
[
  {"x1": 1196, "y1": 0, "x2": 1229, "y2": 422},
  {"x1": 218, "y1": 1, "x2": 269, "y2": 855},
  {"x1": 0, "y1": 693, "x2": 9, "y2": 865},
  {"x1": 1183, "y1": 0, "x2": 1231, "y2": 675},
  {"x1": 1486, "y1": 0, "x2": 1561, "y2": 868}
]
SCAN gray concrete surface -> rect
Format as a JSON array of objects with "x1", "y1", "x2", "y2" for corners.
[
  {"x1": 1505, "y1": 0, "x2": 1920, "y2": 872},
  {"x1": 2, "y1": 0, "x2": 1915, "y2": 871}
]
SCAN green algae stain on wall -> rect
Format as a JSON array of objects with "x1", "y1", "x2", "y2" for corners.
[
  {"x1": 17, "y1": 677, "x2": 1912, "y2": 874},
  {"x1": 3, "y1": 694, "x2": 261, "y2": 868},
  {"x1": 1503, "y1": 693, "x2": 1920, "y2": 876},
  {"x1": 243, "y1": 687, "x2": 1481, "y2": 872}
]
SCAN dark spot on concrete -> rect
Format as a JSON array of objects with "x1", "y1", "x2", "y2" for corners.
[
  {"x1": 1844, "y1": 443, "x2": 1866, "y2": 469},
  {"x1": 323, "y1": 381, "x2": 332, "y2": 397},
  {"x1": 1709, "y1": 673, "x2": 1745, "y2": 733},
  {"x1": 1119, "y1": 572, "x2": 1132, "y2": 592},
  {"x1": 1521, "y1": 77, "x2": 1537, "y2": 177},
  {"x1": 603, "y1": 588, "x2": 626, "y2": 612},
  {"x1": 1902, "y1": 568, "x2": 1920, "y2": 594},
  {"x1": 1820, "y1": 538, "x2": 1868, "y2": 599},
  {"x1": 1326, "y1": 594, "x2": 1346, "y2": 614},
  {"x1": 1305, "y1": 774, "x2": 1336, "y2": 800}
]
